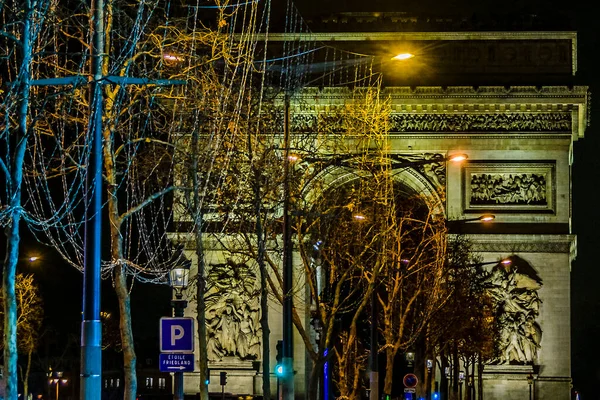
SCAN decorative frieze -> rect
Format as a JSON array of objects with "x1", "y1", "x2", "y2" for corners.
[
  {"x1": 463, "y1": 162, "x2": 555, "y2": 212},
  {"x1": 464, "y1": 234, "x2": 576, "y2": 253},
  {"x1": 389, "y1": 112, "x2": 570, "y2": 132},
  {"x1": 289, "y1": 112, "x2": 571, "y2": 133}
]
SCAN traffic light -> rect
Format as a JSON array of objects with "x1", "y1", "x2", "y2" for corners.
[
  {"x1": 220, "y1": 371, "x2": 227, "y2": 386},
  {"x1": 276, "y1": 340, "x2": 283, "y2": 364},
  {"x1": 275, "y1": 340, "x2": 284, "y2": 377}
]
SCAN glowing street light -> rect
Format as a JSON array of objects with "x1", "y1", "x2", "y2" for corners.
[
  {"x1": 163, "y1": 53, "x2": 184, "y2": 62},
  {"x1": 447, "y1": 153, "x2": 468, "y2": 163},
  {"x1": 392, "y1": 53, "x2": 415, "y2": 61}
]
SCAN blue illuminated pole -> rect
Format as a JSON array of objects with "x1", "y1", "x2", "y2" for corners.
[{"x1": 80, "y1": 0, "x2": 104, "y2": 398}]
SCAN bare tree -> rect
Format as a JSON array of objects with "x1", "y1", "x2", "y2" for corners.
[
  {"x1": 0, "y1": 273, "x2": 44, "y2": 399},
  {"x1": 0, "y1": 1, "x2": 55, "y2": 398}
]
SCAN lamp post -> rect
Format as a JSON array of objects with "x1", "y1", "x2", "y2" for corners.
[
  {"x1": 527, "y1": 373, "x2": 534, "y2": 400},
  {"x1": 281, "y1": 92, "x2": 295, "y2": 400},
  {"x1": 49, "y1": 372, "x2": 67, "y2": 400},
  {"x1": 169, "y1": 261, "x2": 191, "y2": 400},
  {"x1": 458, "y1": 371, "x2": 464, "y2": 400}
]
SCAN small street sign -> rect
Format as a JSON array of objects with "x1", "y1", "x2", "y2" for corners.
[
  {"x1": 404, "y1": 388, "x2": 416, "y2": 393},
  {"x1": 160, "y1": 317, "x2": 194, "y2": 353},
  {"x1": 159, "y1": 353, "x2": 195, "y2": 372},
  {"x1": 403, "y1": 373, "x2": 418, "y2": 388}
]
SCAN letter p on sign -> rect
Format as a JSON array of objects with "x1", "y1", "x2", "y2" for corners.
[
  {"x1": 171, "y1": 325, "x2": 185, "y2": 346},
  {"x1": 160, "y1": 317, "x2": 194, "y2": 352}
]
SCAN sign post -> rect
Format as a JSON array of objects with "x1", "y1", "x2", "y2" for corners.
[{"x1": 403, "y1": 373, "x2": 418, "y2": 400}]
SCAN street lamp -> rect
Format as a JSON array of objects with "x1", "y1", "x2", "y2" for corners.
[
  {"x1": 48, "y1": 372, "x2": 67, "y2": 400},
  {"x1": 169, "y1": 261, "x2": 191, "y2": 400},
  {"x1": 458, "y1": 371, "x2": 464, "y2": 400},
  {"x1": 527, "y1": 373, "x2": 534, "y2": 400}
]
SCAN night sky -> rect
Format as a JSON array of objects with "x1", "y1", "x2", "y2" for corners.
[{"x1": 5, "y1": 0, "x2": 600, "y2": 398}]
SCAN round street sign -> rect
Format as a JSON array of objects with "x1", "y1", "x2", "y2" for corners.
[{"x1": 403, "y1": 373, "x2": 418, "y2": 388}]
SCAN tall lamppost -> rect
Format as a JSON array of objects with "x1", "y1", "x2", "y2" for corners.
[
  {"x1": 458, "y1": 371, "x2": 465, "y2": 400},
  {"x1": 281, "y1": 92, "x2": 295, "y2": 400},
  {"x1": 169, "y1": 261, "x2": 191, "y2": 400},
  {"x1": 49, "y1": 371, "x2": 67, "y2": 400}
]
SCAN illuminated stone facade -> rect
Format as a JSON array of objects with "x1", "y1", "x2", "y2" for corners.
[{"x1": 170, "y1": 26, "x2": 589, "y2": 400}]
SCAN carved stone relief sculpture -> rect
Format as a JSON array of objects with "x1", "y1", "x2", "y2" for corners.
[
  {"x1": 288, "y1": 112, "x2": 571, "y2": 134},
  {"x1": 470, "y1": 173, "x2": 547, "y2": 206},
  {"x1": 205, "y1": 261, "x2": 261, "y2": 361},
  {"x1": 464, "y1": 162, "x2": 554, "y2": 212},
  {"x1": 389, "y1": 112, "x2": 570, "y2": 132},
  {"x1": 485, "y1": 257, "x2": 543, "y2": 365}
]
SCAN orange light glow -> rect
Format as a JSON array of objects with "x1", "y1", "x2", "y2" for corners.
[{"x1": 392, "y1": 53, "x2": 415, "y2": 61}]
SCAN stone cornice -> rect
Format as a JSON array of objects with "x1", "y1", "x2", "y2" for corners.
[
  {"x1": 255, "y1": 31, "x2": 578, "y2": 74},
  {"x1": 257, "y1": 31, "x2": 577, "y2": 42},
  {"x1": 292, "y1": 85, "x2": 588, "y2": 101},
  {"x1": 288, "y1": 86, "x2": 589, "y2": 139},
  {"x1": 461, "y1": 233, "x2": 576, "y2": 255}
]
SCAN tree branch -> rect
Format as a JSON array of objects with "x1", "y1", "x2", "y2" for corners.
[{"x1": 119, "y1": 186, "x2": 180, "y2": 221}]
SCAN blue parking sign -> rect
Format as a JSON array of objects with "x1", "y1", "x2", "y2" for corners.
[{"x1": 160, "y1": 317, "x2": 194, "y2": 353}]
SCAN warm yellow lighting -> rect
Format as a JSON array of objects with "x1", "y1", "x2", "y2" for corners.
[
  {"x1": 288, "y1": 154, "x2": 300, "y2": 162},
  {"x1": 392, "y1": 53, "x2": 415, "y2": 61},
  {"x1": 448, "y1": 153, "x2": 468, "y2": 163},
  {"x1": 479, "y1": 214, "x2": 495, "y2": 222},
  {"x1": 29, "y1": 256, "x2": 39, "y2": 262},
  {"x1": 163, "y1": 53, "x2": 184, "y2": 62},
  {"x1": 501, "y1": 259, "x2": 512, "y2": 265},
  {"x1": 353, "y1": 213, "x2": 367, "y2": 221}
]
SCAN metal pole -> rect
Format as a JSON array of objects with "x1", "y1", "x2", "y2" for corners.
[
  {"x1": 282, "y1": 93, "x2": 294, "y2": 400},
  {"x1": 529, "y1": 383, "x2": 532, "y2": 400},
  {"x1": 369, "y1": 290, "x2": 379, "y2": 400},
  {"x1": 80, "y1": 0, "x2": 104, "y2": 399},
  {"x1": 173, "y1": 298, "x2": 187, "y2": 400}
]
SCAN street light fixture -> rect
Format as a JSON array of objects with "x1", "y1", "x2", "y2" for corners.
[
  {"x1": 392, "y1": 52, "x2": 415, "y2": 61},
  {"x1": 169, "y1": 261, "x2": 191, "y2": 299},
  {"x1": 48, "y1": 372, "x2": 67, "y2": 400},
  {"x1": 527, "y1": 373, "x2": 534, "y2": 400},
  {"x1": 458, "y1": 371, "x2": 465, "y2": 400},
  {"x1": 169, "y1": 260, "x2": 191, "y2": 400}
]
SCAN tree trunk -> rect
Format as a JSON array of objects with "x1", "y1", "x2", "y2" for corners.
[
  {"x1": 477, "y1": 354, "x2": 484, "y2": 400},
  {"x1": 441, "y1": 355, "x2": 449, "y2": 400},
  {"x1": 308, "y1": 357, "x2": 326, "y2": 400},
  {"x1": 191, "y1": 126, "x2": 209, "y2": 400},
  {"x1": 115, "y1": 262, "x2": 137, "y2": 400},
  {"x1": 3, "y1": 4, "x2": 33, "y2": 399},
  {"x1": 251, "y1": 163, "x2": 271, "y2": 400},
  {"x1": 3, "y1": 211, "x2": 21, "y2": 400},
  {"x1": 452, "y1": 343, "x2": 459, "y2": 400},
  {"x1": 23, "y1": 347, "x2": 33, "y2": 399},
  {"x1": 383, "y1": 349, "x2": 396, "y2": 395},
  {"x1": 195, "y1": 219, "x2": 208, "y2": 400},
  {"x1": 105, "y1": 116, "x2": 137, "y2": 400}
]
